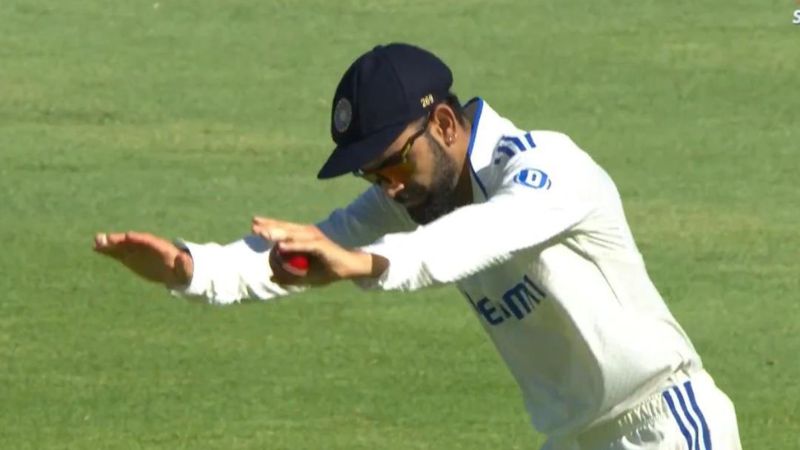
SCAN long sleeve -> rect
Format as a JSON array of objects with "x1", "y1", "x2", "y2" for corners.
[
  {"x1": 358, "y1": 135, "x2": 606, "y2": 291},
  {"x1": 173, "y1": 235, "x2": 303, "y2": 304},
  {"x1": 173, "y1": 186, "x2": 414, "y2": 304}
]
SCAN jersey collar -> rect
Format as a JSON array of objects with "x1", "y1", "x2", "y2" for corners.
[{"x1": 463, "y1": 97, "x2": 521, "y2": 201}]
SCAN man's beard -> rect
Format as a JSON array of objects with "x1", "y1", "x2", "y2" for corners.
[{"x1": 400, "y1": 135, "x2": 460, "y2": 225}]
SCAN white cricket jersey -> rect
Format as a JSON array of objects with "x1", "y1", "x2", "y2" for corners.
[{"x1": 176, "y1": 98, "x2": 702, "y2": 437}]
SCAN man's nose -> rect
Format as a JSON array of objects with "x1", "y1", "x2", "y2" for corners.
[{"x1": 380, "y1": 179, "x2": 405, "y2": 199}]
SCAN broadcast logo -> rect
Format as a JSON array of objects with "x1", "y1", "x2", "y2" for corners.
[{"x1": 794, "y1": 0, "x2": 800, "y2": 24}]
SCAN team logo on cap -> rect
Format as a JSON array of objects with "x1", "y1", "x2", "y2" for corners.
[{"x1": 333, "y1": 97, "x2": 352, "y2": 133}]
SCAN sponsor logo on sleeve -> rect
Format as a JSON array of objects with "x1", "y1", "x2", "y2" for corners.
[{"x1": 514, "y1": 168, "x2": 552, "y2": 190}]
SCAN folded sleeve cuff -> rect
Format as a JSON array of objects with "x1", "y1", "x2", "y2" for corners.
[
  {"x1": 171, "y1": 239, "x2": 213, "y2": 297},
  {"x1": 355, "y1": 238, "x2": 430, "y2": 291}
]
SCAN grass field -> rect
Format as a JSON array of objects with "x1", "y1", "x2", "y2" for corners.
[{"x1": 1, "y1": 0, "x2": 798, "y2": 448}]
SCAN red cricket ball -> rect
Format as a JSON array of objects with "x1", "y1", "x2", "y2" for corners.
[{"x1": 277, "y1": 249, "x2": 310, "y2": 275}]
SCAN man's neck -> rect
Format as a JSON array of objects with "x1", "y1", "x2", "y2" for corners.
[{"x1": 454, "y1": 118, "x2": 474, "y2": 208}]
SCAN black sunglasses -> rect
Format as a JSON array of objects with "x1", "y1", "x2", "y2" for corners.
[{"x1": 353, "y1": 115, "x2": 431, "y2": 184}]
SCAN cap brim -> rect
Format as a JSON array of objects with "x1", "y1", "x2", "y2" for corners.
[{"x1": 317, "y1": 123, "x2": 407, "y2": 179}]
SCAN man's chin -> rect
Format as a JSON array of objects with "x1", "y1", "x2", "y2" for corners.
[
  {"x1": 397, "y1": 197, "x2": 426, "y2": 209},
  {"x1": 406, "y1": 200, "x2": 453, "y2": 225}
]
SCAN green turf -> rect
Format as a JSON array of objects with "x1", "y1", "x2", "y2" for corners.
[{"x1": 1, "y1": 0, "x2": 798, "y2": 448}]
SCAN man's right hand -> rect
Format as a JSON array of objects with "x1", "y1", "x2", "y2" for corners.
[{"x1": 93, "y1": 232, "x2": 193, "y2": 287}]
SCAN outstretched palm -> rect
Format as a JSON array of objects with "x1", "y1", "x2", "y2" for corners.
[{"x1": 93, "y1": 232, "x2": 192, "y2": 286}]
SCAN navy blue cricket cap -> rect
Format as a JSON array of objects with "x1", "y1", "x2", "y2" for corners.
[{"x1": 317, "y1": 43, "x2": 453, "y2": 179}]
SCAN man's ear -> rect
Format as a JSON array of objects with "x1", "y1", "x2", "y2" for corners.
[{"x1": 431, "y1": 103, "x2": 458, "y2": 145}]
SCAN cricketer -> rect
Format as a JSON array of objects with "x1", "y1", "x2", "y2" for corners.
[{"x1": 94, "y1": 43, "x2": 742, "y2": 449}]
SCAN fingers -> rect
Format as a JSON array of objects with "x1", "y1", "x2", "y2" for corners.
[
  {"x1": 252, "y1": 216, "x2": 277, "y2": 226},
  {"x1": 93, "y1": 232, "x2": 128, "y2": 254},
  {"x1": 275, "y1": 239, "x2": 321, "y2": 255},
  {"x1": 253, "y1": 224, "x2": 289, "y2": 242},
  {"x1": 270, "y1": 273, "x2": 304, "y2": 286},
  {"x1": 268, "y1": 247, "x2": 307, "y2": 285},
  {"x1": 252, "y1": 218, "x2": 320, "y2": 244},
  {"x1": 93, "y1": 231, "x2": 166, "y2": 259},
  {"x1": 123, "y1": 231, "x2": 177, "y2": 253},
  {"x1": 94, "y1": 232, "x2": 124, "y2": 247},
  {"x1": 94, "y1": 233, "x2": 108, "y2": 248},
  {"x1": 252, "y1": 217, "x2": 283, "y2": 241},
  {"x1": 252, "y1": 218, "x2": 290, "y2": 241},
  {"x1": 252, "y1": 217, "x2": 304, "y2": 231},
  {"x1": 123, "y1": 231, "x2": 154, "y2": 244}
]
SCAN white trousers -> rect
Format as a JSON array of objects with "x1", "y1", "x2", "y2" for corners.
[{"x1": 543, "y1": 370, "x2": 742, "y2": 450}]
